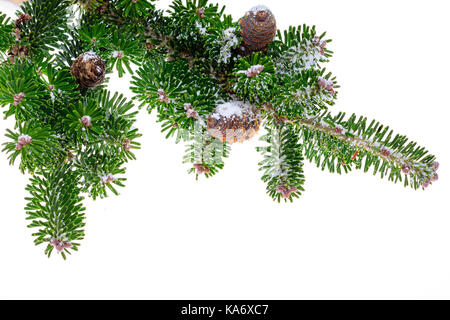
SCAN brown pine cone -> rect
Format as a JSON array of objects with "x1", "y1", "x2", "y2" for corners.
[
  {"x1": 207, "y1": 101, "x2": 261, "y2": 144},
  {"x1": 70, "y1": 51, "x2": 106, "y2": 89},
  {"x1": 15, "y1": 14, "x2": 31, "y2": 27},
  {"x1": 240, "y1": 6, "x2": 277, "y2": 56}
]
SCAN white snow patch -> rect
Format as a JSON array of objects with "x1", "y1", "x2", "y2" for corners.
[
  {"x1": 244, "y1": 64, "x2": 265, "y2": 77},
  {"x1": 195, "y1": 21, "x2": 207, "y2": 35},
  {"x1": 249, "y1": 5, "x2": 270, "y2": 15},
  {"x1": 18, "y1": 134, "x2": 32, "y2": 142},
  {"x1": 112, "y1": 50, "x2": 124, "y2": 58},
  {"x1": 197, "y1": 116, "x2": 206, "y2": 127},
  {"x1": 81, "y1": 51, "x2": 99, "y2": 62},
  {"x1": 212, "y1": 101, "x2": 251, "y2": 119},
  {"x1": 217, "y1": 27, "x2": 239, "y2": 64}
]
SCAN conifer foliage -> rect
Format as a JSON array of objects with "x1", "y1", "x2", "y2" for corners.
[{"x1": 0, "y1": 0, "x2": 439, "y2": 258}]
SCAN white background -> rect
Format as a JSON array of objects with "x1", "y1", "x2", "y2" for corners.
[{"x1": 0, "y1": 0, "x2": 449, "y2": 299}]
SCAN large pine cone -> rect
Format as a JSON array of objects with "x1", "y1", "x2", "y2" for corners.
[
  {"x1": 70, "y1": 51, "x2": 106, "y2": 89},
  {"x1": 207, "y1": 102, "x2": 261, "y2": 144},
  {"x1": 240, "y1": 6, "x2": 277, "y2": 55}
]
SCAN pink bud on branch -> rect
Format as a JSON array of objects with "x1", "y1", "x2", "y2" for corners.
[
  {"x1": 16, "y1": 134, "x2": 32, "y2": 150},
  {"x1": 380, "y1": 149, "x2": 391, "y2": 157},
  {"x1": 18, "y1": 134, "x2": 32, "y2": 145},
  {"x1": 313, "y1": 35, "x2": 327, "y2": 55},
  {"x1": 184, "y1": 103, "x2": 199, "y2": 119},
  {"x1": 49, "y1": 238, "x2": 72, "y2": 253},
  {"x1": 318, "y1": 77, "x2": 335, "y2": 95},
  {"x1": 101, "y1": 173, "x2": 116, "y2": 184},
  {"x1": 335, "y1": 125, "x2": 344, "y2": 134},
  {"x1": 157, "y1": 89, "x2": 169, "y2": 103},
  {"x1": 13, "y1": 92, "x2": 25, "y2": 106},
  {"x1": 432, "y1": 162, "x2": 440, "y2": 171},
  {"x1": 123, "y1": 139, "x2": 131, "y2": 151},
  {"x1": 81, "y1": 115, "x2": 92, "y2": 127},
  {"x1": 401, "y1": 165, "x2": 411, "y2": 175},
  {"x1": 193, "y1": 163, "x2": 210, "y2": 175},
  {"x1": 245, "y1": 65, "x2": 265, "y2": 77},
  {"x1": 197, "y1": 7, "x2": 205, "y2": 18},
  {"x1": 276, "y1": 185, "x2": 298, "y2": 199},
  {"x1": 422, "y1": 178, "x2": 431, "y2": 189}
]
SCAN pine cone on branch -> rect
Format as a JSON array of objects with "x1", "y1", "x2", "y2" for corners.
[
  {"x1": 207, "y1": 101, "x2": 261, "y2": 144},
  {"x1": 70, "y1": 51, "x2": 106, "y2": 89},
  {"x1": 240, "y1": 5, "x2": 277, "y2": 55}
]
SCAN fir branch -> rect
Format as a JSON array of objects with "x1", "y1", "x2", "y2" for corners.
[
  {"x1": 257, "y1": 121, "x2": 305, "y2": 202},
  {"x1": 64, "y1": 97, "x2": 106, "y2": 141},
  {"x1": 73, "y1": 146, "x2": 127, "y2": 199},
  {"x1": 183, "y1": 123, "x2": 231, "y2": 178},
  {"x1": 107, "y1": 30, "x2": 144, "y2": 77},
  {"x1": 2, "y1": 121, "x2": 62, "y2": 174},
  {"x1": 204, "y1": 13, "x2": 240, "y2": 68},
  {"x1": 232, "y1": 52, "x2": 275, "y2": 104},
  {"x1": 131, "y1": 57, "x2": 189, "y2": 110},
  {"x1": 74, "y1": 0, "x2": 107, "y2": 11},
  {"x1": 116, "y1": 0, "x2": 155, "y2": 18},
  {"x1": 286, "y1": 111, "x2": 438, "y2": 189},
  {"x1": 0, "y1": 0, "x2": 441, "y2": 258},
  {"x1": 55, "y1": 29, "x2": 87, "y2": 68},
  {"x1": 0, "y1": 58, "x2": 50, "y2": 121},
  {"x1": 25, "y1": 163, "x2": 86, "y2": 259},
  {"x1": 131, "y1": 57, "x2": 221, "y2": 138},
  {"x1": 272, "y1": 68, "x2": 337, "y2": 119},
  {"x1": 40, "y1": 60, "x2": 80, "y2": 105},
  {"x1": 168, "y1": 0, "x2": 223, "y2": 56},
  {"x1": 269, "y1": 24, "x2": 332, "y2": 76},
  {"x1": 16, "y1": 0, "x2": 71, "y2": 56},
  {"x1": 0, "y1": 12, "x2": 14, "y2": 56},
  {"x1": 90, "y1": 90, "x2": 142, "y2": 161}
]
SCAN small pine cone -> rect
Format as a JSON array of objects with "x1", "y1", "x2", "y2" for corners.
[
  {"x1": 240, "y1": 6, "x2": 277, "y2": 55},
  {"x1": 70, "y1": 51, "x2": 106, "y2": 89},
  {"x1": 207, "y1": 102, "x2": 261, "y2": 144},
  {"x1": 15, "y1": 13, "x2": 31, "y2": 27}
]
